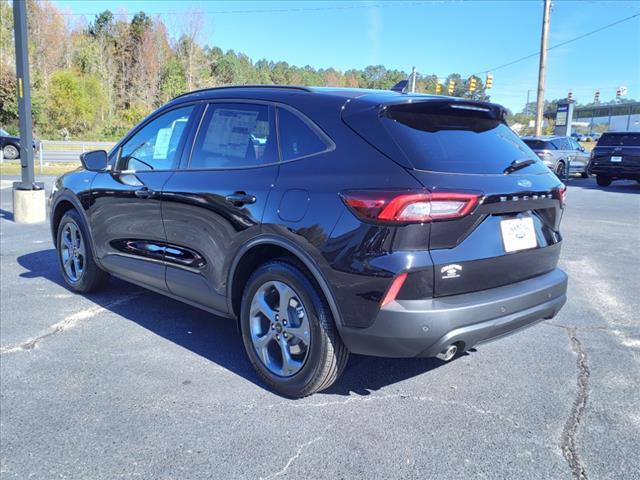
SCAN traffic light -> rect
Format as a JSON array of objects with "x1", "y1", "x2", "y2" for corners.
[
  {"x1": 594, "y1": 90, "x2": 600, "y2": 103},
  {"x1": 567, "y1": 90, "x2": 573, "y2": 101},
  {"x1": 435, "y1": 81, "x2": 442, "y2": 95},
  {"x1": 448, "y1": 79, "x2": 455, "y2": 95},
  {"x1": 469, "y1": 76, "x2": 477, "y2": 93},
  {"x1": 485, "y1": 73, "x2": 493, "y2": 89}
]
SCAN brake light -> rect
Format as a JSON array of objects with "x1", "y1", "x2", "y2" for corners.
[
  {"x1": 381, "y1": 272, "x2": 408, "y2": 307},
  {"x1": 557, "y1": 186, "x2": 567, "y2": 207},
  {"x1": 341, "y1": 190, "x2": 480, "y2": 223}
]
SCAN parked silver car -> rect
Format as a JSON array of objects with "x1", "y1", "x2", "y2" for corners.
[{"x1": 522, "y1": 136, "x2": 590, "y2": 178}]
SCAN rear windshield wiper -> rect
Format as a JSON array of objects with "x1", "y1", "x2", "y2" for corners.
[{"x1": 504, "y1": 158, "x2": 536, "y2": 175}]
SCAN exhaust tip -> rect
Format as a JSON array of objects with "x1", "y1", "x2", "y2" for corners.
[{"x1": 436, "y1": 344, "x2": 458, "y2": 362}]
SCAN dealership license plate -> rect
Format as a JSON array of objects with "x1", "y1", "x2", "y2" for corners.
[
  {"x1": 500, "y1": 217, "x2": 537, "y2": 253},
  {"x1": 610, "y1": 156, "x2": 623, "y2": 162}
]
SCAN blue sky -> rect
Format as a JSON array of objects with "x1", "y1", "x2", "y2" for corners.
[{"x1": 53, "y1": 0, "x2": 640, "y2": 112}]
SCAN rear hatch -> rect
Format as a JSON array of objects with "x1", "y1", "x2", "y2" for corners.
[
  {"x1": 590, "y1": 132, "x2": 640, "y2": 173},
  {"x1": 342, "y1": 96, "x2": 565, "y2": 297}
]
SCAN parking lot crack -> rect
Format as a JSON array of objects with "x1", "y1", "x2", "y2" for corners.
[
  {"x1": 269, "y1": 393, "x2": 525, "y2": 429},
  {"x1": 261, "y1": 436, "x2": 322, "y2": 479},
  {"x1": 560, "y1": 327, "x2": 590, "y2": 480},
  {"x1": 0, "y1": 294, "x2": 141, "y2": 354}
]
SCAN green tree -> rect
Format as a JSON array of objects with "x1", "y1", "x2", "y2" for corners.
[
  {"x1": 46, "y1": 70, "x2": 101, "y2": 136},
  {"x1": 160, "y1": 56, "x2": 187, "y2": 103}
]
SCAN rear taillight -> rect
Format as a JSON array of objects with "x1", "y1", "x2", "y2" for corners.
[
  {"x1": 340, "y1": 190, "x2": 480, "y2": 224},
  {"x1": 557, "y1": 186, "x2": 567, "y2": 207}
]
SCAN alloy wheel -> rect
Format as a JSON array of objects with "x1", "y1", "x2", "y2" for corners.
[
  {"x1": 60, "y1": 222, "x2": 86, "y2": 283},
  {"x1": 249, "y1": 280, "x2": 311, "y2": 377}
]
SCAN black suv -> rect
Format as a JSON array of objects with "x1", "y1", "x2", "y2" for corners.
[
  {"x1": 49, "y1": 86, "x2": 568, "y2": 397},
  {"x1": 588, "y1": 132, "x2": 640, "y2": 186}
]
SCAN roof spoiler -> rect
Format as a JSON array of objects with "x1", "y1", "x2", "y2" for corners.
[{"x1": 390, "y1": 80, "x2": 408, "y2": 93}]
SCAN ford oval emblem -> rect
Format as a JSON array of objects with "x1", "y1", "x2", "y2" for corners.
[{"x1": 517, "y1": 179, "x2": 532, "y2": 188}]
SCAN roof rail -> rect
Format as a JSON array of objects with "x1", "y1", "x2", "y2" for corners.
[{"x1": 172, "y1": 84, "x2": 313, "y2": 101}]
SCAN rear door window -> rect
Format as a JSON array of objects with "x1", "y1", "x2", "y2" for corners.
[
  {"x1": 569, "y1": 138, "x2": 582, "y2": 150},
  {"x1": 188, "y1": 103, "x2": 277, "y2": 169},
  {"x1": 277, "y1": 108, "x2": 329, "y2": 161},
  {"x1": 552, "y1": 138, "x2": 571, "y2": 150},
  {"x1": 598, "y1": 133, "x2": 640, "y2": 146},
  {"x1": 378, "y1": 102, "x2": 547, "y2": 174}
]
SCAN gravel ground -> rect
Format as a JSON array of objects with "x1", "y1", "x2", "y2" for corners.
[{"x1": 1, "y1": 175, "x2": 638, "y2": 479}]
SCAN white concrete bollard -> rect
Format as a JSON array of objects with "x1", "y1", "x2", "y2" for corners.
[{"x1": 12, "y1": 184, "x2": 46, "y2": 224}]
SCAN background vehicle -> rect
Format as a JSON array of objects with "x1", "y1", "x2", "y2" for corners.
[
  {"x1": 0, "y1": 127, "x2": 39, "y2": 160},
  {"x1": 49, "y1": 86, "x2": 568, "y2": 397},
  {"x1": 521, "y1": 135, "x2": 590, "y2": 178},
  {"x1": 588, "y1": 131, "x2": 640, "y2": 186}
]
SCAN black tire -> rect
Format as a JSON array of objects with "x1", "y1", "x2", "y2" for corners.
[
  {"x1": 3, "y1": 144, "x2": 19, "y2": 160},
  {"x1": 581, "y1": 172, "x2": 589, "y2": 179},
  {"x1": 56, "y1": 209, "x2": 109, "y2": 293},
  {"x1": 596, "y1": 175, "x2": 612, "y2": 187},
  {"x1": 240, "y1": 259, "x2": 349, "y2": 397},
  {"x1": 555, "y1": 161, "x2": 566, "y2": 179}
]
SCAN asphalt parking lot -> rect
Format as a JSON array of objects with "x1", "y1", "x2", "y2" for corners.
[{"x1": 1, "y1": 175, "x2": 638, "y2": 479}]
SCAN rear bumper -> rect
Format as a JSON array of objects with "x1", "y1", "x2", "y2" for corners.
[
  {"x1": 568, "y1": 161, "x2": 587, "y2": 173},
  {"x1": 589, "y1": 163, "x2": 640, "y2": 179},
  {"x1": 338, "y1": 268, "x2": 568, "y2": 358}
]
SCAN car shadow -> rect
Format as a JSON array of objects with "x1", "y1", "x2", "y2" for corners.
[{"x1": 17, "y1": 248, "x2": 451, "y2": 397}]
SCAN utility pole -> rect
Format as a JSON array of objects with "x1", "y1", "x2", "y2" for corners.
[
  {"x1": 525, "y1": 89, "x2": 531, "y2": 115},
  {"x1": 534, "y1": 0, "x2": 551, "y2": 136},
  {"x1": 12, "y1": 0, "x2": 45, "y2": 223},
  {"x1": 410, "y1": 66, "x2": 416, "y2": 93}
]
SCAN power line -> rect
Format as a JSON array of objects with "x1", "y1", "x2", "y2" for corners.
[
  {"x1": 473, "y1": 11, "x2": 640, "y2": 75},
  {"x1": 56, "y1": 1, "x2": 441, "y2": 17}
]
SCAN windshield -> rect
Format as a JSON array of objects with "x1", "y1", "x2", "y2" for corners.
[
  {"x1": 380, "y1": 102, "x2": 548, "y2": 174},
  {"x1": 598, "y1": 133, "x2": 640, "y2": 147},
  {"x1": 0, "y1": 128, "x2": 9, "y2": 136}
]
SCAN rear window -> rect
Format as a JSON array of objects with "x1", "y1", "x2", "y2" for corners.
[
  {"x1": 523, "y1": 139, "x2": 555, "y2": 150},
  {"x1": 381, "y1": 102, "x2": 548, "y2": 174},
  {"x1": 277, "y1": 108, "x2": 328, "y2": 160},
  {"x1": 597, "y1": 133, "x2": 640, "y2": 147}
]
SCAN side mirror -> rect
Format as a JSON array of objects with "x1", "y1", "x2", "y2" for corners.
[{"x1": 80, "y1": 150, "x2": 109, "y2": 171}]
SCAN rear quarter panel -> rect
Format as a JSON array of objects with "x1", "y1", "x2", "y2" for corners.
[{"x1": 262, "y1": 95, "x2": 425, "y2": 328}]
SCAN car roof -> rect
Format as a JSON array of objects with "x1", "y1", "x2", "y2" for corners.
[{"x1": 169, "y1": 84, "x2": 496, "y2": 109}]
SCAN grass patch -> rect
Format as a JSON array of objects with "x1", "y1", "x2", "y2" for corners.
[{"x1": 0, "y1": 161, "x2": 79, "y2": 177}]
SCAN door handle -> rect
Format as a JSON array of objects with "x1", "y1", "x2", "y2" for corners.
[
  {"x1": 134, "y1": 187, "x2": 154, "y2": 199},
  {"x1": 225, "y1": 192, "x2": 256, "y2": 206}
]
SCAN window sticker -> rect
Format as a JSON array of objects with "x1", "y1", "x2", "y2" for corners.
[
  {"x1": 153, "y1": 127, "x2": 173, "y2": 160},
  {"x1": 203, "y1": 109, "x2": 259, "y2": 158}
]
